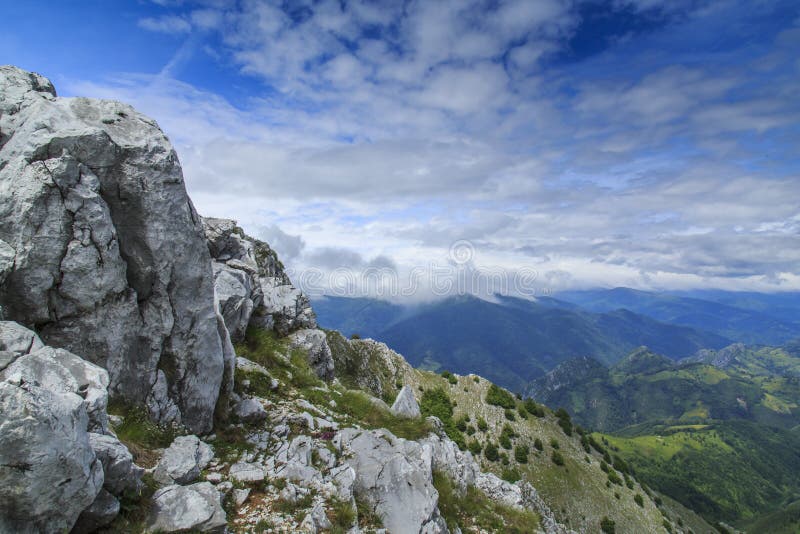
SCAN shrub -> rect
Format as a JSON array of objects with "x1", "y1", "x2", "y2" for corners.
[
  {"x1": 350, "y1": 333, "x2": 361, "y2": 340},
  {"x1": 455, "y1": 416, "x2": 468, "y2": 432},
  {"x1": 600, "y1": 460, "x2": 609, "y2": 473},
  {"x1": 600, "y1": 516, "x2": 616, "y2": 534},
  {"x1": 465, "y1": 424, "x2": 476, "y2": 435},
  {"x1": 550, "y1": 438, "x2": 560, "y2": 449},
  {"x1": 330, "y1": 498, "x2": 357, "y2": 530},
  {"x1": 607, "y1": 471, "x2": 623, "y2": 486},
  {"x1": 612, "y1": 456, "x2": 630, "y2": 475},
  {"x1": 486, "y1": 384, "x2": 516, "y2": 409},
  {"x1": 420, "y1": 387, "x2": 453, "y2": 421},
  {"x1": 477, "y1": 416, "x2": 489, "y2": 432},
  {"x1": 555, "y1": 408, "x2": 573, "y2": 436},
  {"x1": 634, "y1": 493, "x2": 644, "y2": 507},
  {"x1": 501, "y1": 468, "x2": 522, "y2": 483},
  {"x1": 551, "y1": 451, "x2": 565, "y2": 466},
  {"x1": 499, "y1": 434, "x2": 512, "y2": 450},
  {"x1": 484, "y1": 442, "x2": 500, "y2": 462},
  {"x1": 517, "y1": 408, "x2": 528, "y2": 419},
  {"x1": 500, "y1": 452, "x2": 509, "y2": 465},
  {"x1": 534, "y1": 438, "x2": 544, "y2": 451},
  {"x1": 468, "y1": 439, "x2": 483, "y2": 455},
  {"x1": 514, "y1": 444, "x2": 529, "y2": 464},
  {"x1": 473, "y1": 376, "x2": 480, "y2": 383},
  {"x1": 441, "y1": 370, "x2": 458, "y2": 385},
  {"x1": 524, "y1": 399, "x2": 545, "y2": 417}
]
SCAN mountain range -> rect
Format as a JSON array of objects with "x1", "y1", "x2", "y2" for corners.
[
  {"x1": 530, "y1": 344, "x2": 800, "y2": 526},
  {"x1": 314, "y1": 289, "x2": 800, "y2": 392}
]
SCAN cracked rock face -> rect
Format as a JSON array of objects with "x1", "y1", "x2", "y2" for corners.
[
  {"x1": 0, "y1": 380, "x2": 104, "y2": 534},
  {"x1": 337, "y1": 428, "x2": 448, "y2": 534},
  {"x1": 202, "y1": 216, "x2": 317, "y2": 340},
  {"x1": 0, "y1": 66, "x2": 228, "y2": 433}
]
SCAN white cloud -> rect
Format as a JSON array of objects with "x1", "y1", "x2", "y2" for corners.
[
  {"x1": 138, "y1": 15, "x2": 192, "y2": 34},
  {"x1": 63, "y1": 0, "x2": 800, "y2": 295}
]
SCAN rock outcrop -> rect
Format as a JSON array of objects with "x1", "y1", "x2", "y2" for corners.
[
  {"x1": 391, "y1": 384, "x2": 421, "y2": 418},
  {"x1": 0, "y1": 65, "x2": 228, "y2": 434},
  {"x1": 153, "y1": 435, "x2": 214, "y2": 485},
  {"x1": 147, "y1": 482, "x2": 227, "y2": 533},
  {"x1": 202, "y1": 217, "x2": 316, "y2": 339},
  {"x1": 337, "y1": 428, "x2": 448, "y2": 534},
  {"x1": 0, "y1": 321, "x2": 141, "y2": 533}
]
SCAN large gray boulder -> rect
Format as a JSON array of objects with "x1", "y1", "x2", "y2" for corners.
[
  {"x1": 146, "y1": 482, "x2": 227, "y2": 533},
  {"x1": 153, "y1": 434, "x2": 214, "y2": 485},
  {"x1": 0, "y1": 379, "x2": 103, "y2": 534},
  {"x1": 72, "y1": 489, "x2": 120, "y2": 534},
  {"x1": 1, "y1": 341, "x2": 111, "y2": 433},
  {"x1": 337, "y1": 428, "x2": 447, "y2": 534},
  {"x1": 89, "y1": 432, "x2": 144, "y2": 495},
  {"x1": 288, "y1": 328, "x2": 335, "y2": 381},
  {"x1": 391, "y1": 385, "x2": 421, "y2": 418},
  {"x1": 0, "y1": 66, "x2": 229, "y2": 434},
  {"x1": 0, "y1": 320, "x2": 44, "y2": 355}
]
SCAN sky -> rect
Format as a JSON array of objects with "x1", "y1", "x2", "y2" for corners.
[{"x1": 3, "y1": 0, "x2": 799, "y2": 299}]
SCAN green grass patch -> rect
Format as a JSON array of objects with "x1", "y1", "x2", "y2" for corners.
[
  {"x1": 107, "y1": 403, "x2": 182, "y2": 467},
  {"x1": 335, "y1": 390, "x2": 431, "y2": 440},
  {"x1": 234, "y1": 326, "x2": 291, "y2": 369},
  {"x1": 433, "y1": 471, "x2": 540, "y2": 533}
]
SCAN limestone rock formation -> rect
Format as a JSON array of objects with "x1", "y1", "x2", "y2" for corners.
[
  {"x1": 391, "y1": 384, "x2": 421, "y2": 418},
  {"x1": 0, "y1": 65, "x2": 228, "y2": 434},
  {"x1": 153, "y1": 435, "x2": 214, "y2": 486},
  {"x1": 337, "y1": 428, "x2": 448, "y2": 534},
  {"x1": 0, "y1": 321, "x2": 143, "y2": 533},
  {"x1": 202, "y1": 216, "x2": 316, "y2": 339},
  {"x1": 288, "y1": 328, "x2": 335, "y2": 381},
  {"x1": 146, "y1": 482, "x2": 227, "y2": 533}
]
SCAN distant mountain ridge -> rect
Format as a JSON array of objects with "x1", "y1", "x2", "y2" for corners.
[
  {"x1": 315, "y1": 293, "x2": 731, "y2": 392},
  {"x1": 556, "y1": 287, "x2": 800, "y2": 345},
  {"x1": 530, "y1": 343, "x2": 800, "y2": 432}
]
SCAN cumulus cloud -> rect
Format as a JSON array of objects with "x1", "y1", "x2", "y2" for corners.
[{"x1": 66, "y1": 0, "x2": 800, "y2": 296}]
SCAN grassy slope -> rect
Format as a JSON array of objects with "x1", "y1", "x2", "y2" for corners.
[
  {"x1": 533, "y1": 348, "x2": 800, "y2": 432},
  {"x1": 329, "y1": 335, "x2": 712, "y2": 533},
  {"x1": 598, "y1": 422, "x2": 800, "y2": 525}
]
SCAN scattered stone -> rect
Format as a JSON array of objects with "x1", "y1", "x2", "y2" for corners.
[
  {"x1": 233, "y1": 488, "x2": 251, "y2": 507},
  {"x1": 153, "y1": 435, "x2": 215, "y2": 486},
  {"x1": 228, "y1": 462, "x2": 266, "y2": 484},
  {"x1": 233, "y1": 396, "x2": 268, "y2": 423},
  {"x1": 72, "y1": 489, "x2": 120, "y2": 534},
  {"x1": 205, "y1": 472, "x2": 223, "y2": 484},
  {"x1": 147, "y1": 482, "x2": 227, "y2": 533},
  {"x1": 89, "y1": 432, "x2": 144, "y2": 495}
]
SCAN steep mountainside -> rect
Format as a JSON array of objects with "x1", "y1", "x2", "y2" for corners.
[
  {"x1": 326, "y1": 331, "x2": 710, "y2": 533},
  {"x1": 318, "y1": 294, "x2": 730, "y2": 392},
  {"x1": 530, "y1": 346, "x2": 800, "y2": 431},
  {"x1": 557, "y1": 287, "x2": 800, "y2": 345},
  {"x1": 531, "y1": 343, "x2": 800, "y2": 527}
]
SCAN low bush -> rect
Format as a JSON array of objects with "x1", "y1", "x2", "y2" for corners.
[{"x1": 486, "y1": 384, "x2": 516, "y2": 409}]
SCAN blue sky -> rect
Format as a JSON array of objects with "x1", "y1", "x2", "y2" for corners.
[{"x1": 3, "y1": 0, "x2": 799, "y2": 297}]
